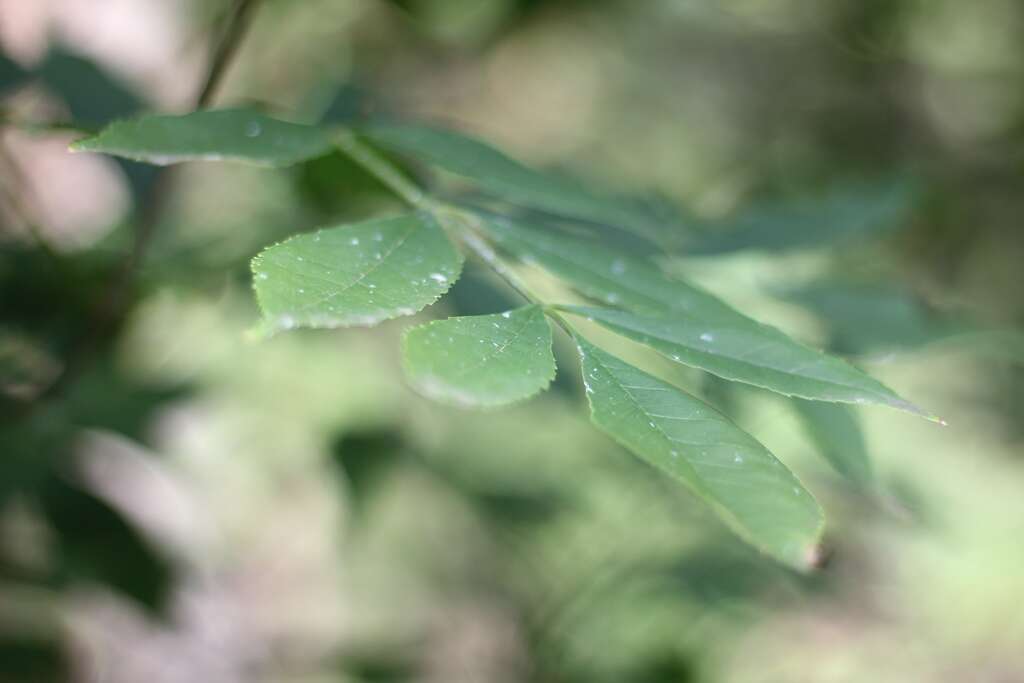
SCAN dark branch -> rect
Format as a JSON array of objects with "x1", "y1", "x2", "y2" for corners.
[{"x1": 196, "y1": 0, "x2": 260, "y2": 108}]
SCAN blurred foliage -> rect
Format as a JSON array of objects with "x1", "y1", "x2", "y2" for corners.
[{"x1": 1, "y1": 0, "x2": 1024, "y2": 681}]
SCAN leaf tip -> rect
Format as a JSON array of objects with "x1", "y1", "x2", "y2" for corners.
[
  {"x1": 917, "y1": 407, "x2": 947, "y2": 426},
  {"x1": 886, "y1": 395, "x2": 945, "y2": 425},
  {"x1": 800, "y1": 542, "x2": 831, "y2": 572}
]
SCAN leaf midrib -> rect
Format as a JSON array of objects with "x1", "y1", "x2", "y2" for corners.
[{"x1": 584, "y1": 346, "x2": 705, "y2": 491}]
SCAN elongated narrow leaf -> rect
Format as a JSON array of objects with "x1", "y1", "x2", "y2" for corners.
[
  {"x1": 480, "y1": 216, "x2": 735, "y2": 318},
  {"x1": 576, "y1": 337, "x2": 823, "y2": 568},
  {"x1": 252, "y1": 212, "x2": 462, "y2": 334},
  {"x1": 402, "y1": 306, "x2": 555, "y2": 408},
  {"x1": 565, "y1": 305, "x2": 932, "y2": 419},
  {"x1": 792, "y1": 400, "x2": 872, "y2": 486},
  {"x1": 70, "y1": 109, "x2": 331, "y2": 166},
  {"x1": 362, "y1": 124, "x2": 670, "y2": 242}
]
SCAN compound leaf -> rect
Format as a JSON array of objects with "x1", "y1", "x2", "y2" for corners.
[
  {"x1": 479, "y1": 218, "x2": 931, "y2": 418},
  {"x1": 402, "y1": 305, "x2": 555, "y2": 408},
  {"x1": 577, "y1": 336, "x2": 824, "y2": 569},
  {"x1": 71, "y1": 108, "x2": 331, "y2": 166},
  {"x1": 252, "y1": 212, "x2": 462, "y2": 334}
]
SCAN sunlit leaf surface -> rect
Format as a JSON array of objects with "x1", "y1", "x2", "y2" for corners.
[
  {"x1": 566, "y1": 305, "x2": 931, "y2": 418},
  {"x1": 402, "y1": 305, "x2": 555, "y2": 408},
  {"x1": 71, "y1": 109, "x2": 332, "y2": 166},
  {"x1": 577, "y1": 336, "x2": 824, "y2": 569},
  {"x1": 252, "y1": 212, "x2": 462, "y2": 334}
]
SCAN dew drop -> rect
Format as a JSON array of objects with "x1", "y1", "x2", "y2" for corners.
[
  {"x1": 734, "y1": 453, "x2": 743, "y2": 464},
  {"x1": 350, "y1": 237, "x2": 360, "y2": 246},
  {"x1": 700, "y1": 332, "x2": 714, "y2": 343},
  {"x1": 501, "y1": 311, "x2": 511, "y2": 319},
  {"x1": 429, "y1": 273, "x2": 448, "y2": 283},
  {"x1": 256, "y1": 272, "x2": 268, "y2": 281},
  {"x1": 610, "y1": 259, "x2": 626, "y2": 275},
  {"x1": 245, "y1": 121, "x2": 262, "y2": 137}
]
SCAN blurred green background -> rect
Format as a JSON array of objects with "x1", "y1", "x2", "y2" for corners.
[{"x1": 1, "y1": 1, "x2": 1023, "y2": 681}]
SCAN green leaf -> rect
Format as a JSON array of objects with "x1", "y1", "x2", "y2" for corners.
[
  {"x1": 402, "y1": 305, "x2": 555, "y2": 408},
  {"x1": 792, "y1": 400, "x2": 872, "y2": 486},
  {"x1": 70, "y1": 108, "x2": 331, "y2": 166},
  {"x1": 362, "y1": 124, "x2": 670, "y2": 242},
  {"x1": 564, "y1": 305, "x2": 933, "y2": 419},
  {"x1": 479, "y1": 216, "x2": 736, "y2": 318},
  {"x1": 251, "y1": 212, "x2": 462, "y2": 334},
  {"x1": 477, "y1": 217, "x2": 932, "y2": 419},
  {"x1": 576, "y1": 336, "x2": 824, "y2": 569},
  {"x1": 685, "y1": 178, "x2": 915, "y2": 255}
]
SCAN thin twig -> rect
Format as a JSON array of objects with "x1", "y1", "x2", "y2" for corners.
[
  {"x1": 29, "y1": 0, "x2": 264, "y2": 408},
  {"x1": 0, "y1": 136, "x2": 62, "y2": 263},
  {"x1": 128, "y1": 0, "x2": 262, "y2": 274},
  {"x1": 197, "y1": 0, "x2": 260, "y2": 108}
]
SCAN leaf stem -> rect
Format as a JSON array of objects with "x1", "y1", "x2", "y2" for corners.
[
  {"x1": 330, "y1": 130, "x2": 576, "y2": 336},
  {"x1": 331, "y1": 131, "x2": 429, "y2": 208},
  {"x1": 28, "y1": 0, "x2": 263, "y2": 410},
  {"x1": 0, "y1": 137, "x2": 63, "y2": 263},
  {"x1": 441, "y1": 208, "x2": 576, "y2": 336}
]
